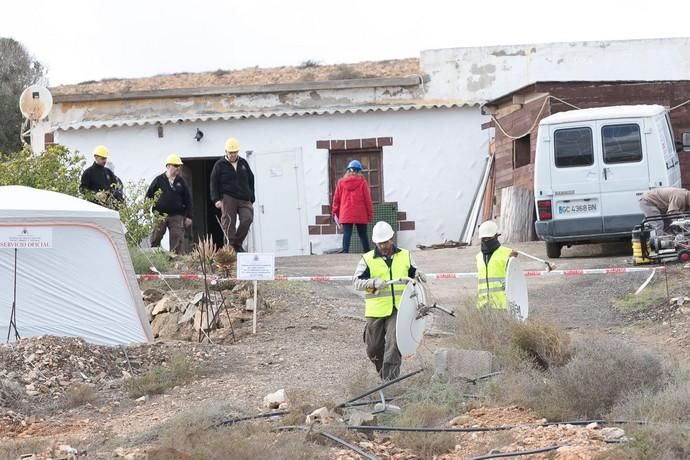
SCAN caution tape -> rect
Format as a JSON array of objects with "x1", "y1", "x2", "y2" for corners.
[{"x1": 136, "y1": 266, "x2": 663, "y2": 282}]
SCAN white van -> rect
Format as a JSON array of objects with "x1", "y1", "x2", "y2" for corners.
[{"x1": 534, "y1": 105, "x2": 681, "y2": 258}]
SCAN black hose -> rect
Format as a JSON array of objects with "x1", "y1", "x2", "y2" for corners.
[
  {"x1": 343, "y1": 397, "x2": 397, "y2": 408},
  {"x1": 469, "y1": 444, "x2": 562, "y2": 459},
  {"x1": 216, "y1": 410, "x2": 289, "y2": 427},
  {"x1": 335, "y1": 368, "x2": 424, "y2": 408},
  {"x1": 347, "y1": 425, "x2": 512, "y2": 433},
  {"x1": 273, "y1": 425, "x2": 377, "y2": 460}
]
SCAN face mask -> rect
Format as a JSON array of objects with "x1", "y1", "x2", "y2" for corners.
[{"x1": 480, "y1": 236, "x2": 500, "y2": 254}]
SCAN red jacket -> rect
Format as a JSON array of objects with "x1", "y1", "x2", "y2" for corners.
[{"x1": 332, "y1": 174, "x2": 373, "y2": 224}]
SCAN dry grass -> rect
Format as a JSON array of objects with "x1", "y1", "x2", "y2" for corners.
[
  {"x1": 601, "y1": 425, "x2": 690, "y2": 460},
  {"x1": 391, "y1": 402, "x2": 457, "y2": 459},
  {"x1": 454, "y1": 304, "x2": 572, "y2": 370},
  {"x1": 0, "y1": 377, "x2": 24, "y2": 410},
  {"x1": 155, "y1": 405, "x2": 327, "y2": 460},
  {"x1": 610, "y1": 379, "x2": 690, "y2": 423},
  {"x1": 65, "y1": 383, "x2": 98, "y2": 407},
  {"x1": 0, "y1": 438, "x2": 52, "y2": 460},
  {"x1": 280, "y1": 388, "x2": 335, "y2": 427},
  {"x1": 125, "y1": 353, "x2": 198, "y2": 398}
]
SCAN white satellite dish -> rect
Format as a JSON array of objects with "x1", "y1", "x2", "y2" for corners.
[
  {"x1": 505, "y1": 257, "x2": 529, "y2": 321},
  {"x1": 19, "y1": 85, "x2": 53, "y2": 121},
  {"x1": 396, "y1": 282, "x2": 427, "y2": 356}
]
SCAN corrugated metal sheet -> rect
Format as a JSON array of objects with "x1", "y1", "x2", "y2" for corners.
[{"x1": 53, "y1": 102, "x2": 476, "y2": 131}]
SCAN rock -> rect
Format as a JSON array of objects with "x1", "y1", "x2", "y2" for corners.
[
  {"x1": 190, "y1": 292, "x2": 205, "y2": 305},
  {"x1": 586, "y1": 422, "x2": 599, "y2": 429},
  {"x1": 347, "y1": 409, "x2": 374, "y2": 426},
  {"x1": 151, "y1": 297, "x2": 171, "y2": 315},
  {"x1": 601, "y1": 427, "x2": 627, "y2": 442},
  {"x1": 448, "y1": 414, "x2": 473, "y2": 426},
  {"x1": 305, "y1": 406, "x2": 339, "y2": 425},
  {"x1": 142, "y1": 288, "x2": 165, "y2": 304},
  {"x1": 25, "y1": 390, "x2": 40, "y2": 397},
  {"x1": 374, "y1": 402, "x2": 401, "y2": 415},
  {"x1": 263, "y1": 388, "x2": 286, "y2": 409},
  {"x1": 178, "y1": 303, "x2": 197, "y2": 325},
  {"x1": 136, "y1": 395, "x2": 150, "y2": 404},
  {"x1": 150, "y1": 312, "x2": 183, "y2": 338}
]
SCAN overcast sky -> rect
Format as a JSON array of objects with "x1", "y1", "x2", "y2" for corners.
[{"x1": 1, "y1": 0, "x2": 686, "y2": 86}]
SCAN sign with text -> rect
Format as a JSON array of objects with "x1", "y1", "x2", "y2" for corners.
[
  {"x1": 237, "y1": 253, "x2": 275, "y2": 280},
  {"x1": 0, "y1": 227, "x2": 53, "y2": 249}
]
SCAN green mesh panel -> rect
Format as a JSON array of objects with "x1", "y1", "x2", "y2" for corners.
[{"x1": 347, "y1": 202, "x2": 398, "y2": 253}]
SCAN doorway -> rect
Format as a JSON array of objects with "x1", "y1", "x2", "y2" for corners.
[{"x1": 179, "y1": 156, "x2": 225, "y2": 249}]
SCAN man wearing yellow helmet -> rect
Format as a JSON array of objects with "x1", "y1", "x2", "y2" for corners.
[
  {"x1": 145, "y1": 154, "x2": 193, "y2": 253},
  {"x1": 210, "y1": 138, "x2": 255, "y2": 252},
  {"x1": 80, "y1": 145, "x2": 125, "y2": 208}
]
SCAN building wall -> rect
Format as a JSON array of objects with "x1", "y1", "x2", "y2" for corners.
[
  {"x1": 422, "y1": 38, "x2": 690, "y2": 103},
  {"x1": 56, "y1": 107, "x2": 489, "y2": 254}
]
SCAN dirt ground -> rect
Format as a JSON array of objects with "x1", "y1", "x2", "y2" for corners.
[{"x1": 2, "y1": 241, "x2": 690, "y2": 459}]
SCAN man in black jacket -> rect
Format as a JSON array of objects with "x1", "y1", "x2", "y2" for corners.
[
  {"x1": 210, "y1": 138, "x2": 254, "y2": 252},
  {"x1": 80, "y1": 145, "x2": 124, "y2": 209},
  {"x1": 146, "y1": 154, "x2": 193, "y2": 253}
]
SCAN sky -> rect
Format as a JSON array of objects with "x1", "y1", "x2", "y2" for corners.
[{"x1": 0, "y1": 0, "x2": 687, "y2": 86}]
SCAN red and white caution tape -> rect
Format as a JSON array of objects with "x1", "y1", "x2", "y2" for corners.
[{"x1": 136, "y1": 266, "x2": 663, "y2": 282}]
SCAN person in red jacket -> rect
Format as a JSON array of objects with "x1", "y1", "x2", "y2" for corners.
[{"x1": 332, "y1": 160, "x2": 373, "y2": 253}]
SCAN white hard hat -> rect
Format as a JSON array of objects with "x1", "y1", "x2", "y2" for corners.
[
  {"x1": 478, "y1": 220, "x2": 499, "y2": 238},
  {"x1": 372, "y1": 221, "x2": 395, "y2": 243}
]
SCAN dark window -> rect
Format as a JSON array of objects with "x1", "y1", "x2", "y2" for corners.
[
  {"x1": 329, "y1": 148, "x2": 383, "y2": 203},
  {"x1": 554, "y1": 127, "x2": 594, "y2": 168},
  {"x1": 513, "y1": 135, "x2": 531, "y2": 168},
  {"x1": 602, "y1": 124, "x2": 643, "y2": 164}
]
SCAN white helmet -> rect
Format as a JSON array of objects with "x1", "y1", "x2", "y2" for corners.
[
  {"x1": 372, "y1": 221, "x2": 395, "y2": 243},
  {"x1": 478, "y1": 220, "x2": 499, "y2": 239}
]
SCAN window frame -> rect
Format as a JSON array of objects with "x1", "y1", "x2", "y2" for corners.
[
  {"x1": 328, "y1": 148, "x2": 384, "y2": 204},
  {"x1": 554, "y1": 126, "x2": 594, "y2": 168},
  {"x1": 601, "y1": 123, "x2": 643, "y2": 165}
]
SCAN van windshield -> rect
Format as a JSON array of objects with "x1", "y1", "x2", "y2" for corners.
[{"x1": 554, "y1": 127, "x2": 593, "y2": 167}]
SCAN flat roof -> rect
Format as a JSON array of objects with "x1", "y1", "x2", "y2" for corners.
[{"x1": 539, "y1": 104, "x2": 666, "y2": 125}]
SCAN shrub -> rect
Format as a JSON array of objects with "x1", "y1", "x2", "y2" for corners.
[
  {"x1": 0, "y1": 145, "x2": 84, "y2": 195},
  {"x1": 602, "y1": 424, "x2": 690, "y2": 460},
  {"x1": 509, "y1": 319, "x2": 572, "y2": 369},
  {"x1": 610, "y1": 380, "x2": 690, "y2": 423},
  {"x1": 65, "y1": 383, "x2": 98, "y2": 407},
  {"x1": 0, "y1": 377, "x2": 24, "y2": 409},
  {"x1": 129, "y1": 246, "x2": 171, "y2": 274},
  {"x1": 544, "y1": 337, "x2": 667, "y2": 420},
  {"x1": 391, "y1": 402, "x2": 457, "y2": 458},
  {"x1": 125, "y1": 353, "x2": 197, "y2": 398}
]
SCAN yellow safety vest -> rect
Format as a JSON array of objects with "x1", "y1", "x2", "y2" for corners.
[
  {"x1": 362, "y1": 248, "x2": 411, "y2": 318},
  {"x1": 476, "y1": 246, "x2": 512, "y2": 309}
]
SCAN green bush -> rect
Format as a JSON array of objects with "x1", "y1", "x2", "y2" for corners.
[
  {"x1": 129, "y1": 246, "x2": 171, "y2": 274},
  {"x1": 0, "y1": 145, "x2": 84, "y2": 194},
  {"x1": 125, "y1": 353, "x2": 197, "y2": 398}
]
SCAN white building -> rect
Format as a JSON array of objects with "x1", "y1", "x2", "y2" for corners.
[{"x1": 47, "y1": 38, "x2": 690, "y2": 255}]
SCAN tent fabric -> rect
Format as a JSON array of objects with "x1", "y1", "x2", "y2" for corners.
[{"x1": 0, "y1": 186, "x2": 153, "y2": 345}]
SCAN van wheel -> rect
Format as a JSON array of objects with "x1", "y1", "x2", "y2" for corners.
[{"x1": 546, "y1": 242, "x2": 562, "y2": 259}]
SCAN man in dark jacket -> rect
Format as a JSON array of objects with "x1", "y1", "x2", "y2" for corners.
[
  {"x1": 146, "y1": 154, "x2": 193, "y2": 253},
  {"x1": 210, "y1": 137, "x2": 254, "y2": 252},
  {"x1": 80, "y1": 145, "x2": 124, "y2": 209}
]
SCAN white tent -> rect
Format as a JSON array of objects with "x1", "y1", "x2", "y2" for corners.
[{"x1": 0, "y1": 186, "x2": 153, "y2": 345}]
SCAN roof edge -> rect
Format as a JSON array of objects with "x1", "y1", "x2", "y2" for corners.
[{"x1": 53, "y1": 76, "x2": 426, "y2": 103}]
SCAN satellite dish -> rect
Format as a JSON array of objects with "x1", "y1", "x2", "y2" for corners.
[
  {"x1": 396, "y1": 282, "x2": 427, "y2": 356},
  {"x1": 19, "y1": 85, "x2": 53, "y2": 121},
  {"x1": 505, "y1": 257, "x2": 529, "y2": 321}
]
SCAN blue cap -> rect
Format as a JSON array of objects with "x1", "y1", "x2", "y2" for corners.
[{"x1": 346, "y1": 160, "x2": 362, "y2": 171}]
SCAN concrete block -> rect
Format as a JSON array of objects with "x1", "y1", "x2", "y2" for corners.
[{"x1": 433, "y1": 348, "x2": 497, "y2": 379}]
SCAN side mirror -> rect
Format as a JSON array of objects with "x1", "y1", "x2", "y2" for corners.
[{"x1": 683, "y1": 132, "x2": 690, "y2": 152}]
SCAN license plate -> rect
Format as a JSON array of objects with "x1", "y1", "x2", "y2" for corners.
[{"x1": 557, "y1": 201, "x2": 598, "y2": 215}]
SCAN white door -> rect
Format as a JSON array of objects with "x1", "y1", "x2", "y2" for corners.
[
  {"x1": 548, "y1": 122, "x2": 603, "y2": 236},
  {"x1": 597, "y1": 119, "x2": 649, "y2": 233},
  {"x1": 252, "y1": 149, "x2": 307, "y2": 256}
]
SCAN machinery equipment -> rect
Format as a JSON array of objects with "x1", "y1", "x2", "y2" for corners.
[{"x1": 633, "y1": 212, "x2": 690, "y2": 264}]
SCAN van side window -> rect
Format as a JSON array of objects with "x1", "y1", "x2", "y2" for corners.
[
  {"x1": 602, "y1": 124, "x2": 642, "y2": 164},
  {"x1": 554, "y1": 127, "x2": 593, "y2": 167}
]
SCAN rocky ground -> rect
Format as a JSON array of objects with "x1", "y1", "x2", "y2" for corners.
[{"x1": 1, "y1": 242, "x2": 689, "y2": 459}]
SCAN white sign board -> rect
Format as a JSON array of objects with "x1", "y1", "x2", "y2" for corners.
[
  {"x1": 0, "y1": 227, "x2": 53, "y2": 249},
  {"x1": 237, "y1": 253, "x2": 275, "y2": 280}
]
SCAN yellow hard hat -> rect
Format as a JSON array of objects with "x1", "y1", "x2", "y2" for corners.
[
  {"x1": 93, "y1": 145, "x2": 109, "y2": 158},
  {"x1": 165, "y1": 154, "x2": 183, "y2": 166},
  {"x1": 224, "y1": 138, "x2": 240, "y2": 153}
]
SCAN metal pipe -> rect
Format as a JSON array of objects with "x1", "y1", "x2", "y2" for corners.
[
  {"x1": 335, "y1": 368, "x2": 424, "y2": 408},
  {"x1": 469, "y1": 444, "x2": 562, "y2": 459},
  {"x1": 216, "y1": 410, "x2": 289, "y2": 427}
]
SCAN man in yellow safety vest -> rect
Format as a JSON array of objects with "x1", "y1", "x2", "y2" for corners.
[
  {"x1": 476, "y1": 220, "x2": 517, "y2": 309},
  {"x1": 353, "y1": 221, "x2": 425, "y2": 380}
]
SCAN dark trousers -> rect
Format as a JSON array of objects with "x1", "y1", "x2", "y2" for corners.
[
  {"x1": 221, "y1": 194, "x2": 254, "y2": 249},
  {"x1": 150, "y1": 214, "x2": 185, "y2": 253},
  {"x1": 364, "y1": 310, "x2": 401, "y2": 381},
  {"x1": 342, "y1": 223, "x2": 370, "y2": 253}
]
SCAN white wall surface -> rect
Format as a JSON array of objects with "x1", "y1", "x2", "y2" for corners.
[
  {"x1": 422, "y1": 38, "x2": 690, "y2": 103},
  {"x1": 56, "y1": 107, "x2": 489, "y2": 254}
]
